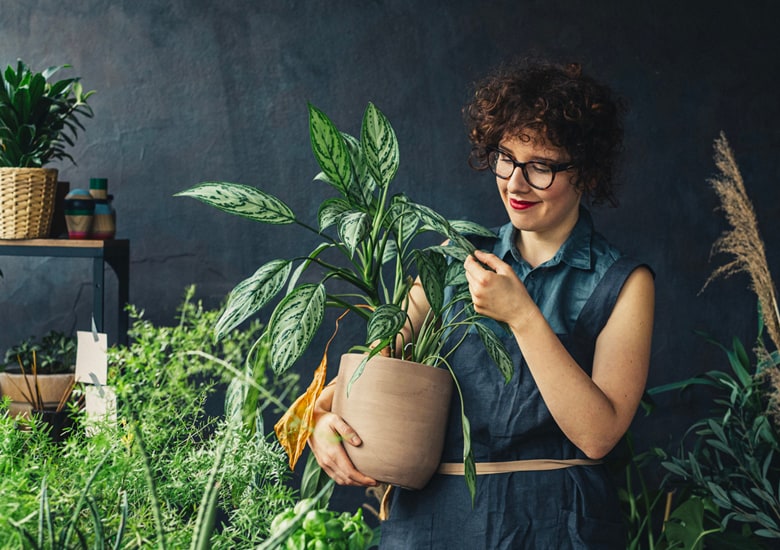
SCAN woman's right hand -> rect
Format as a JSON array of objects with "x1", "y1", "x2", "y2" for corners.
[{"x1": 307, "y1": 384, "x2": 378, "y2": 487}]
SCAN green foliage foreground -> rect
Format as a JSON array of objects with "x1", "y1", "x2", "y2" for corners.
[{"x1": 0, "y1": 287, "x2": 299, "y2": 548}]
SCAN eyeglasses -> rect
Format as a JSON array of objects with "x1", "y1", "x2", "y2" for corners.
[{"x1": 486, "y1": 147, "x2": 575, "y2": 190}]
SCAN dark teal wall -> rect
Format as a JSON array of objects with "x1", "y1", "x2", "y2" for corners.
[{"x1": 1, "y1": 0, "x2": 779, "y2": 502}]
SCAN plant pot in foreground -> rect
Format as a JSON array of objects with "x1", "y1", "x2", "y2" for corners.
[
  {"x1": 0, "y1": 372, "x2": 75, "y2": 418},
  {"x1": 332, "y1": 353, "x2": 453, "y2": 490}
]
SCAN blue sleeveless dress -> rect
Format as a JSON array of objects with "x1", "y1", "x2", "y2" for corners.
[{"x1": 379, "y1": 208, "x2": 646, "y2": 549}]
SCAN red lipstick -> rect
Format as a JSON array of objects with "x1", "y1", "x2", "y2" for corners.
[{"x1": 509, "y1": 198, "x2": 538, "y2": 210}]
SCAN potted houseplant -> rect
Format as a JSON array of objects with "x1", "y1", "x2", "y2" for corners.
[
  {"x1": 177, "y1": 103, "x2": 514, "y2": 499},
  {"x1": 0, "y1": 330, "x2": 77, "y2": 425},
  {"x1": 0, "y1": 60, "x2": 95, "y2": 239}
]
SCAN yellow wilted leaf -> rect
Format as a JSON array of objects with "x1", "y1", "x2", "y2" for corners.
[
  {"x1": 274, "y1": 309, "x2": 351, "y2": 470},
  {"x1": 274, "y1": 351, "x2": 328, "y2": 470}
]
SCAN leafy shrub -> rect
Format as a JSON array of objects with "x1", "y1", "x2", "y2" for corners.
[{"x1": 0, "y1": 286, "x2": 299, "y2": 548}]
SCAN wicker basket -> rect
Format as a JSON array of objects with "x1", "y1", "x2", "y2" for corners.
[{"x1": 0, "y1": 167, "x2": 59, "y2": 239}]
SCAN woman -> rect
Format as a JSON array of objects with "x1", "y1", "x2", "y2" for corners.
[{"x1": 309, "y1": 59, "x2": 654, "y2": 549}]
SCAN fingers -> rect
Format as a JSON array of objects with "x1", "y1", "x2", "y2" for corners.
[
  {"x1": 308, "y1": 413, "x2": 378, "y2": 487},
  {"x1": 471, "y1": 249, "x2": 505, "y2": 272}
]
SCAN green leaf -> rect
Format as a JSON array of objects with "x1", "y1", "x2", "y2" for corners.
[
  {"x1": 415, "y1": 250, "x2": 446, "y2": 315},
  {"x1": 445, "y1": 260, "x2": 467, "y2": 287},
  {"x1": 360, "y1": 102, "x2": 399, "y2": 189},
  {"x1": 475, "y1": 323, "x2": 514, "y2": 383},
  {"x1": 300, "y1": 452, "x2": 334, "y2": 505},
  {"x1": 729, "y1": 490, "x2": 760, "y2": 511},
  {"x1": 754, "y1": 511, "x2": 779, "y2": 530},
  {"x1": 317, "y1": 197, "x2": 352, "y2": 231},
  {"x1": 268, "y1": 283, "x2": 326, "y2": 374},
  {"x1": 727, "y1": 337, "x2": 753, "y2": 388},
  {"x1": 448, "y1": 219, "x2": 496, "y2": 239},
  {"x1": 309, "y1": 103, "x2": 353, "y2": 195},
  {"x1": 705, "y1": 438, "x2": 736, "y2": 457},
  {"x1": 176, "y1": 182, "x2": 295, "y2": 224},
  {"x1": 215, "y1": 259, "x2": 292, "y2": 340},
  {"x1": 461, "y1": 414, "x2": 476, "y2": 506},
  {"x1": 401, "y1": 199, "x2": 477, "y2": 257},
  {"x1": 427, "y1": 244, "x2": 469, "y2": 263},
  {"x1": 366, "y1": 304, "x2": 406, "y2": 344},
  {"x1": 664, "y1": 496, "x2": 712, "y2": 549},
  {"x1": 381, "y1": 238, "x2": 398, "y2": 265},
  {"x1": 337, "y1": 211, "x2": 370, "y2": 256},
  {"x1": 387, "y1": 196, "x2": 420, "y2": 243},
  {"x1": 342, "y1": 131, "x2": 375, "y2": 207},
  {"x1": 706, "y1": 481, "x2": 730, "y2": 505}
]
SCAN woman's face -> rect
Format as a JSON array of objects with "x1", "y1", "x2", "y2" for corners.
[{"x1": 494, "y1": 134, "x2": 582, "y2": 239}]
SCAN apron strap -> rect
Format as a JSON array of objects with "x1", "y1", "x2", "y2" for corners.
[{"x1": 437, "y1": 458, "x2": 603, "y2": 475}]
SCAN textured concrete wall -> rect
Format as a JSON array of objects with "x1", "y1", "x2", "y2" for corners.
[{"x1": 1, "y1": 0, "x2": 779, "y2": 500}]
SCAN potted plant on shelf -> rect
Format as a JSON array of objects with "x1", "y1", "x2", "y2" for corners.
[
  {"x1": 177, "y1": 102, "x2": 514, "y2": 500},
  {"x1": 0, "y1": 330, "x2": 77, "y2": 428},
  {"x1": 0, "y1": 60, "x2": 95, "y2": 239}
]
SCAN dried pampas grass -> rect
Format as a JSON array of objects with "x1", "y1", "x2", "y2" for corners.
[{"x1": 702, "y1": 132, "x2": 780, "y2": 354}]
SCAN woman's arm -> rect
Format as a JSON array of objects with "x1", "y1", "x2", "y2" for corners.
[{"x1": 465, "y1": 249, "x2": 654, "y2": 459}]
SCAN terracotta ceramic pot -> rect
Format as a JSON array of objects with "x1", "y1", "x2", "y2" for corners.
[
  {"x1": 332, "y1": 353, "x2": 453, "y2": 489},
  {"x1": 0, "y1": 372, "x2": 75, "y2": 417}
]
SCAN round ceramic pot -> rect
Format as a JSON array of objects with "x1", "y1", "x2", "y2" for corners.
[{"x1": 332, "y1": 353, "x2": 453, "y2": 490}]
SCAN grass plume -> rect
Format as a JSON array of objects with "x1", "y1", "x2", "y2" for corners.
[{"x1": 702, "y1": 132, "x2": 780, "y2": 353}]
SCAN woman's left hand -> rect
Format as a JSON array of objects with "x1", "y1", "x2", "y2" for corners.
[{"x1": 464, "y1": 250, "x2": 532, "y2": 328}]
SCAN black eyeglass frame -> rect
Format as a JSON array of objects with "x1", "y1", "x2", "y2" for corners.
[{"x1": 486, "y1": 147, "x2": 575, "y2": 190}]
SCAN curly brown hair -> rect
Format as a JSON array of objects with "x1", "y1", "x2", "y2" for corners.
[{"x1": 464, "y1": 59, "x2": 626, "y2": 206}]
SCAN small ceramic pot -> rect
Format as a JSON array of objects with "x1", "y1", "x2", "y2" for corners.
[
  {"x1": 64, "y1": 189, "x2": 95, "y2": 239},
  {"x1": 91, "y1": 198, "x2": 115, "y2": 239}
]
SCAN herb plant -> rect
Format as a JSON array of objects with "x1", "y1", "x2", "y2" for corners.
[{"x1": 0, "y1": 287, "x2": 300, "y2": 548}]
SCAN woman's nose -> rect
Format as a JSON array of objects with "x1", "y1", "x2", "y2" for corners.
[{"x1": 507, "y1": 169, "x2": 532, "y2": 193}]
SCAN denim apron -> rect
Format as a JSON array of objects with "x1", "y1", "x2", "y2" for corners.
[{"x1": 380, "y1": 211, "x2": 647, "y2": 549}]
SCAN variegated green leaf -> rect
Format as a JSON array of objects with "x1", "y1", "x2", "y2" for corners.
[
  {"x1": 445, "y1": 260, "x2": 467, "y2": 287},
  {"x1": 268, "y1": 283, "x2": 326, "y2": 374},
  {"x1": 427, "y1": 244, "x2": 469, "y2": 263},
  {"x1": 462, "y1": 414, "x2": 476, "y2": 505},
  {"x1": 338, "y1": 211, "x2": 370, "y2": 256},
  {"x1": 475, "y1": 323, "x2": 514, "y2": 383},
  {"x1": 405, "y1": 200, "x2": 476, "y2": 255},
  {"x1": 309, "y1": 103, "x2": 354, "y2": 195},
  {"x1": 214, "y1": 259, "x2": 292, "y2": 340},
  {"x1": 387, "y1": 197, "x2": 420, "y2": 244},
  {"x1": 366, "y1": 304, "x2": 406, "y2": 344},
  {"x1": 318, "y1": 198, "x2": 351, "y2": 231},
  {"x1": 414, "y1": 250, "x2": 447, "y2": 315},
  {"x1": 342, "y1": 132, "x2": 376, "y2": 207},
  {"x1": 361, "y1": 102, "x2": 399, "y2": 188},
  {"x1": 176, "y1": 182, "x2": 295, "y2": 224},
  {"x1": 448, "y1": 219, "x2": 496, "y2": 239},
  {"x1": 224, "y1": 378, "x2": 245, "y2": 424},
  {"x1": 381, "y1": 238, "x2": 398, "y2": 265}
]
